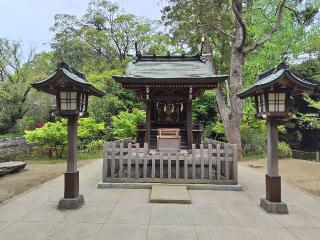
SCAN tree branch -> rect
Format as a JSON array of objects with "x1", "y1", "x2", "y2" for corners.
[
  {"x1": 283, "y1": 5, "x2": 301, "y2": 23},
  {"x1": 200, "y1": 23, "x2": 235, "y2": 40},
  {"x1": 244, "y1": 0, "x2": 286, "y2": 54},
  {"x1": 232, "y1": 0, "x2": 247, "y2": 51},
  {"x1": 246, "y1": 7, "x2": 273, "y2": 23}
]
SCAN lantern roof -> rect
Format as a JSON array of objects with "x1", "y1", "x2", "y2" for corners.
[
  {"x1": 32, "y1": 61, "x2": 105, "y2": 97},
  {"x1": 238, "y1": 61, "x2": 316, "y2": 99},
  {"x1": 112, "y1": 54, "x2": 228, "y2": 84}
]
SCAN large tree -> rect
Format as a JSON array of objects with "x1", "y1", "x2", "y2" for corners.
[
  {"x1": 0, "y1": 38, "x2": 34, "y2": 134},
  {"x1": 50, "y1": 0, "x2": 165, "y2": 71},
  {"x1": 162, "y1": 0, "x2": 319, "y2": 158},
  {"x1": 0, "y1": 38, "x2": 54, "y2": 134}
]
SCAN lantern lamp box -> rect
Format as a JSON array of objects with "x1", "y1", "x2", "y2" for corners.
[
  {"x1": 32, "y1": 61, "x2": 105, "y2": 117},
  {"x1": 237, "y1": 61, "x2": 316, "y2": 119}
]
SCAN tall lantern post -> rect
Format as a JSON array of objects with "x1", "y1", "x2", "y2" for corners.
[
  {"x1": 238, "y1": 61, "x2": 316, "y2": 214},
  {"x1": 32, "y1": 62, "x2": 104, "y2": 209}
]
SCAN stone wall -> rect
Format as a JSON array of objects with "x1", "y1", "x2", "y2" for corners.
[{"x1": 0, "y1": 137, "x2": 34, "y2": 162}]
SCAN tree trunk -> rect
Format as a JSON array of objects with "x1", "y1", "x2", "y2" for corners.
[
  {"x1": 228, "y1": 47, "x2": 244, "y2": 160},
  {"x1": 214, "y1": 6, "x2": 245, "y2": 160}
]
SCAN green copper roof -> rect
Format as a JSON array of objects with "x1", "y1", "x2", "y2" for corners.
[
  {"x1": 113, "y1": 55, "x2": 228, "y2": 83},
  {"x1": 32, "y1": 61, "x2": 104, "y2": 97},
  {"x1": 238, "y1": 62, "x2": 316, "y2": 99}
]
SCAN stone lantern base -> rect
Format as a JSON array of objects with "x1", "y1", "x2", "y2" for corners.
[
  {"x1": 58, "y1": 171, "x2": 84, "y2": 209},
  {"x1": 260, "y1": 198, "x2": 288, "y2": 214},
  {"x1": 58, "y1": 194, "x2": 84, "y2": 209}
]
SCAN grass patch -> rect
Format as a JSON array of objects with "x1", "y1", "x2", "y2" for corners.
[{"x1": 0, "y1": 133, "x2": 23, "y2": 139}]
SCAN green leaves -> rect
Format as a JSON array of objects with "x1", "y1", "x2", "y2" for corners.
[
  {"x1": 24, "y1": 118, "x2": 105, "y2": 158},
  {"x1": 51, "y1": 0, "x2": 160, "y2": 68},
  {"x1": 78, "y1": 118, "x2": 105, "y2": 139},
  {"x1": 112, "y1": 108, "x2": 146, "y2": 139},
  {"x1": 25, "y1": 121, "x2": 67, "y2": 158}
]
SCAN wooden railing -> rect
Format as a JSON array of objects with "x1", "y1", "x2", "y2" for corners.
[{"x1": 102, "y1": 139, "x2": 238, "y2": 184}]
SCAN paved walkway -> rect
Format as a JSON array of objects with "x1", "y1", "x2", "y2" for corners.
[{"x1": 1, "y1": 159, "x2": 320, "y2": 240}]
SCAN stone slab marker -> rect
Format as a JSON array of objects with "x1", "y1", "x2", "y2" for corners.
[{"x1": 0, "y1": 161, "x2": 26, "y2": 176}]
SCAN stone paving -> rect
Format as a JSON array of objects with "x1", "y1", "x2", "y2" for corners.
[{"x1": 1, "y1": 159, "x2": 320, "y2": 239}]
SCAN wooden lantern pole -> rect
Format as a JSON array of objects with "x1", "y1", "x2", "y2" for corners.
[
  {"x1": 58, "y1": 115, "x2": 84, "y2": 209},
  {"x1": 260, "y1": 116, "x2": 288, "y2": 214}
]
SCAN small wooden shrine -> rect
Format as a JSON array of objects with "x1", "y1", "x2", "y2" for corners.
[{"x1": 113, "y1": 53, "x2": 228, "y2": 150}]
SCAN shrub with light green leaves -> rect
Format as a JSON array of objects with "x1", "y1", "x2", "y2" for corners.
[
  {"x1": 112, "y1": 108, "x2": 146, "y2": 139},
  {"x1": 278, "y1": 141, "x2": 292, "y2": 159},
  {"x1": 25, "y1": 121, "x2": 67, "y2": 158},
  {"x1": 85, "y1": 139, "x2": 105, "y2": 152},
  {"x1": 78, "y1": 118, "x2": 105, "y2": 150},
  {"x1": 25, "y1": 118, "x2": 105, "y2": 157}
]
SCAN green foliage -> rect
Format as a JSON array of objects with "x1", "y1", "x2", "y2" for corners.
[
  {"x1": 88, "y1": 69, "x2": 140, "y2": 111},
  {"x1": 205, "y1": 121, "x2": 226, "y2": 141},
  {"x1": 241, "y1": 99, "x2": 267, "y2": 156},
  {"x1": 78, "y1": 118, "x2": 105, "y2": 139},
  {"x1": 85, "y1": 139, "x2": 105, "y2": 152},
  {"x1": 192, "y1": 90, "x2": 219, "y2": 123},
  {"x1": 278, "y1": 125, "x2": 287, "y2": 135},
  {"x1": 25, "y1": 121, "x2": 67, "y2": 158},
  {"x1": 0, "y1": 40, "x2": 55, "y2": 134},
  {"x1": 304, "y1": 95, "x2": 320, "y2": 110},
  {"x1": 278, "y1": 141, "x2": 293, "y2": 159},
  {"x1": 297, "y1": 113, "x2": 320, "y2": 130},
  {"x1": 112, "y1": 108, "x2": 146, "y2": 139},
  {"x1": 281, "y1": 59, "x2": 320, "y2": 151},
  {"x1": 25, "y1": 118, "x2": 105, "y2": 157},
  {"x1": 90, "y1": 95, "x2": 126, "y2": 127},
  {"x1": 50, "y1": 0, "x2": 160, "y2": 70},
  {"x1": 78, "y1": 118, "x2": 105, "y2": 150}
]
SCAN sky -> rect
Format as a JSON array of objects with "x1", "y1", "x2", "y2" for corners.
[{"x1": 0, "y1": 0, "x2": 163, "y2": 54}]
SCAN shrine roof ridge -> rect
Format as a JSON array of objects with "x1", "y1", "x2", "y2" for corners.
[
  {"x1": 113, "y1": 54, "x2": 228, "y2": 83},
  {"x1": 134, "y1": 53, "x2": 206, "y2": 62}
]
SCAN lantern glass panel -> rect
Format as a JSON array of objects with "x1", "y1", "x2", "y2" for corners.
[
  {"x1": 278, "y1": 93, "x2": 286, "y2": 112},
  {"x1": 268, "y1": 93, "x2": 286, "y2": 112},
  {"x1": 257, "y1": 94, "x2": 266, "y2": 113},
  {"x1": 60, "y1": 91, "x2": 77, "y2": 111},
  {"x1": 79, "y1": 93, "x2": 87, "y2": 112},
  {"x1": 268, "y1": 93, "x2": 276, "y2": 112}
]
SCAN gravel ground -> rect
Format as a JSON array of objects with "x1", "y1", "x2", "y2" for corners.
[
  {"x1": 240, "y1": 158, "x2": 320, "y2": 196},
  {"x1": 0, "y1": 159, "x2": 96, "y2": 203}
]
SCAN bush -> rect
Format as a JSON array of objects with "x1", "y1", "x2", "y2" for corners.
[
  {"x1": 78, "y1": 118, "x2": 105, "y2": 150},
  {"x1": 25, "y1": 121, "x2": 67, "y2": 158},
  {"x1": 278, "y1": 141, "x2": 292, "y2": 159},
  {"x1": 25, "y1": 118, "x2": 105, "y2": 158},
  {"x1": 112, "y1": 108, "x2": 146, "y2": 139},
  {"x1": 85, "y1": 139, "x2": 105, "y2": 152}
]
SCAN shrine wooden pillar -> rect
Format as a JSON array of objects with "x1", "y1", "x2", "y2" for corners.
[
  {"x1": 145, "y1": 100, "x2": 151, "y2": 148},
  {"x1": 186, "y1": 101, "x2": 192, "y2": 150}
]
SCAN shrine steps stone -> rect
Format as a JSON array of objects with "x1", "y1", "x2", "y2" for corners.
[{"x1": 149, "y1": 185, "x2": 191, "y2": 204}]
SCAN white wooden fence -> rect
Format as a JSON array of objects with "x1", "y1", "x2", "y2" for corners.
[{"x1": 102, "y1": 138, "x2": 238, "y2": 184}]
